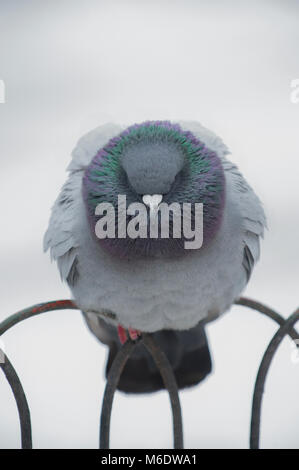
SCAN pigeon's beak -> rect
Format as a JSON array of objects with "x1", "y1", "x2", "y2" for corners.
[{"x1": 142, "y1": 194, "x2": 163, "y2": 213}]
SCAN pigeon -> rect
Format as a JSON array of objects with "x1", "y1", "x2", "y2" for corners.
[{"x1": 44, "y1": 120, "x2": 266, "y2": 393}]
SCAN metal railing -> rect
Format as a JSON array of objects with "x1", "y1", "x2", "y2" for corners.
[{"x1": 0, "y1": 297, "x2": 298, "y2": 449}]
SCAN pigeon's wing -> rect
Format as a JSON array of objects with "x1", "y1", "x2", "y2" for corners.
[
  {"x1": 179, "y1": 120, "x2": 230, "y2": 158},
  {"x1": 43, "y1": 123, "x2": 123, "y2": 285},
  {"x1": 179, "y1": 120, "x2": 266, "y2": 281},
  {"x1": 222, "y1": 157, "x2": 267, "y2": 281},
  {"x1": 43, "y1": 171, "x2": 81, "y2": 285}
]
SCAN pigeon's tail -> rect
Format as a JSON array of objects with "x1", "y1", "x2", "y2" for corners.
[{"x1": 83, "y1": 313, "x2": 212, "y2": 394}]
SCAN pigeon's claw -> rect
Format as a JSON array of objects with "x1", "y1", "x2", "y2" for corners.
[
  {"x1": 128, "y1": 327, "x2": 141, "y2": 341},
  {"x1": 117, "y1": 325, "x2": 128, "y2": 344},
  {"x1": 117, "y1": 324, "x2": 141, "y2": 344}
]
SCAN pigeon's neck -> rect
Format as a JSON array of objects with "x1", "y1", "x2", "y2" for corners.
[{"x1": 82, "y1": 120, "x2": 225, "y2": 259}]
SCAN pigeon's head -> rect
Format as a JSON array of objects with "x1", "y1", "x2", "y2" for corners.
[{"x1": 82, "y1": 121, "x2": 225, "y2": 258}]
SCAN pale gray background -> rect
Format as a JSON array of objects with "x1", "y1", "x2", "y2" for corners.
[{"x1": 0, "y1": 0, "x2": 299, "y2": 448}]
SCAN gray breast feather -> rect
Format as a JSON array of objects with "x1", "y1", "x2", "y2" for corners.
[{"x1": 44, "y1": 121, "x2": 266, "y2": 296}]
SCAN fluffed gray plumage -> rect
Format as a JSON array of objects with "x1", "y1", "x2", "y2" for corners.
[{"x1": 44, "y1": 120, "x2": 266, "y2": 393}]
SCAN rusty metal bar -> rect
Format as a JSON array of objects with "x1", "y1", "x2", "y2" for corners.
[
  {"x1": 99, "y1": 334, "x2": 184, "y2": 449},
  {"x1": 0, "y1": 298, "x2": 298, "y2": 449},
  {"x1": 143, "y1": 334, "x2": 184, "y2": 449},
  {"x1": 99, "y1": 339, "x2": 138, "y2": 449},
  {"x1": 235, "y1": 297, "x2": 299, "y2": 341},
  {"x1": 249, "y1": 309, "x2": 299, "y2": 449},
  {"x1": 0, "y1": 300, "x2": 78, "y2": 336},
  {"x1": 0, "y1": 350, "x2": 32, "y2": 449},
  {"x1": 0, "y1": 300, "x2": 78, "y2": 449}
]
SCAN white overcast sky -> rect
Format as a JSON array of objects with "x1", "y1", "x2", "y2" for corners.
[{"x1": 0, "y1": 0, "x2": 299, "y2": 449}]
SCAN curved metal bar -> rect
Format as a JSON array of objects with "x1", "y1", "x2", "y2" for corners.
[
  {"x1": 0, "y1": 349, "x2": 32, "y2": 449},
  {"x1": 1, "y1": 297, "x2": 298, "y2": 450},
  {"x1": 0, "y1": 300, "x2": 78, "y2": 337},
  {"x1": 235, "y1": 297, "x2": 299, "y2": 342},
  {"x1": 142, "y1": 334, "x2": 184, "y2": 449},
  {"x1": 0, "y1": 300, "x2": 78, "y2": 449},
  {"x1": 250, "y1": 309, "x2": 299, "y2": 449},
  {"x1": 100, "y1": 340, "x2": 137, "y2": 449}
]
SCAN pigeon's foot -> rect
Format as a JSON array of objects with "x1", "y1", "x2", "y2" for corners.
[{"x1": 117, "y1": 324, "x2": 141, "y2": 344}]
